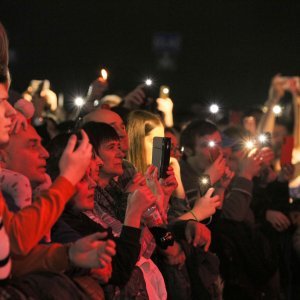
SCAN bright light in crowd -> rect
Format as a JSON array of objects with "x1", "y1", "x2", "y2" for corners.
[
  {"x1": 245, "y1": 139, "x2": 255, "y2": 150},
  {"x1": 94, "y1": 100, "x2": 99, "y2": 107},
  {"x1": 258, "y1": 134, "x2": 267, "y2": 144},
  {"x1": 74, "y1": 97, "x2": 85, "y2": 107},
  {"x1": 209, "y1": 104, "x2": 219, "y2": 114},
  {"x1": 208, "y1": 141, "x2": 216, "y2": 148},
  {"x1": 100, "y1": 69, "x2": 108, "y2": 80},
  {"x1": 273, "y1": 105, "x2": 282, "y2": 115},
  {"x1": 201, "y1": 177, "x2": 209, "y2": 185},
  {"x1": 145, "y1": 79, "x2": 153, "y2": 86},
  {"x1": 162, "y1": 87, "x2": 169, "y2": 94}
]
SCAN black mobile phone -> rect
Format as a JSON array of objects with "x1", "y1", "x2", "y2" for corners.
[
  {"x1": 198, "y1": 174, "x2": 212, "y2": 197},
  {"x1": 152, "y1": 137, "x2": 171, "y2": 179}
]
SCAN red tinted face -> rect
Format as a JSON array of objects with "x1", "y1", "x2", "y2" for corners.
[
  {"x1": 5, "y1": 125, "x2": 49, "y2": 187},
  {"x1": 73, "y1": 166, "x2": 97, "y2": 211},
  {"x1": 188, "y1": 131, "x2": 223, "y2": 170},
  {"x1": 0, "y1": 84, "x2": 16, "y2": 145}
]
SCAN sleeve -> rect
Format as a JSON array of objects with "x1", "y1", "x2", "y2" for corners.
[
  {"x1": 0, "y1": 218, "x2": 11, "y2": 281},
  {"x1": 109, "y1": 225, "x2": 141, "y2": 285},
  {"x1": 11, "y1": 243, "x2": 70, "y2": 277},
  {"x1": 0, "y1": 176, "x2": 75, "y2": 256},
  {"x1": 221, "y1": 176, "x2": 254, "y2": 222}
]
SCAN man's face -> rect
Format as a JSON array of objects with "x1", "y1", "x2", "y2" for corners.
[
  {"x1": 85, "y1": 109, "x2": 128, "y2": 154},
  {"x1": 0, "y1": 84, "x2": 16, "y2": 145},
  {"x1": 5, "y1": 125, "x2": 49, "y2": 187},
  {"x1": 188, "y1": 131, "x2": 223, "y2": 170},
  {"x1": 98, "y1": 139, "x2": 124, "y2": 179}
]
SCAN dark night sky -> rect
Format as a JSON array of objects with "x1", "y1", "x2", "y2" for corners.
[{"x1": 1, "y1": 0, "x2": 300, "y2": 112}]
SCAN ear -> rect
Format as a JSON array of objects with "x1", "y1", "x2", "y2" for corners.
[{"x1": 183, "y1": 146, "x2": 194, "y2": 157}]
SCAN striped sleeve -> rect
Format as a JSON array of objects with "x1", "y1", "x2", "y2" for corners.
[{"x1": 0, "y1": 218, "x2": 11, "y2": 281}]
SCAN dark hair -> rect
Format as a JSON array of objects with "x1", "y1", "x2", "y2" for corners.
[
  {"x1": 0, "y1": 22, "x2": 9, "y2": 83},
  {"x1": 47, "y1": 133, "x2": 75, "y2": 181},
  {"x1": 82, "y1": 122, "x2": 119, "y2": 156},
  {"x1": 180, "y1": 119, "x2": 218, "y2": 151}
]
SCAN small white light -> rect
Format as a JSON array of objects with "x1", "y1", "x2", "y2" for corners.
[
  {"x1": 94, "y1": 100, "x2": 99, "y2": 107},
  {"x1": 273, "y1": 105, "x2": 282, "y2": 115},
  {"x1": 289, "y1": 198, "x2": 294, "y2": 204},
  {"x1": 145, "y1": 79, "x2": 152, "y2": 86},
  {"x1": 162, "y1": 87, "x2": 169, "y2": 94},
  {"x1": 74, "y1": 97, "x2": 85, "y2": 107},
  {"x1": 201, "y1": 178, "x2": 209, "y2": 185},
  {"x1": 245, "y1": 140, "x2": 255, "y2": 150},
  {"x1": 209, "y1": 104, "x2": 219, "y2": 114},
  {"x1": 258, "y1": 134, "x2": 267, "y2": 144},
  {"x1": 100, "y1": 69, "x2": 108, "y2": 80},
  {"x1": 208, "y1": 141, "x2": 216, "y2": 148}
]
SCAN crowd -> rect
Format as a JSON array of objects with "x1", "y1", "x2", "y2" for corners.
[{"x1": 1, "y1": 21, "x2": 300, "y2": 300}]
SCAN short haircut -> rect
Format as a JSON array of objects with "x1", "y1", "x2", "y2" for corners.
[
  {"x1": 180, "y1": 119, "x2": 218, "y2": 151},
  {"x1": 82, "y1": 122, "x2": 119, "y2": 156}
]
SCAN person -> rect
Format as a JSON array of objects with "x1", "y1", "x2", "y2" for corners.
[
  {"x1": 47, "y1": 131, "x2": 159, "y2": 298},
  {"x1": 126, "y1": 110, "x2": 222, "y2": 299},
  {"x1": 0, "y1": 50, "x2": 114, "y2": 277},
  {"x1": 83, "y1": 108, "x2": 128, "y2": 155},
  {"x1": 127, "y1": 111, "x2": 221, "y2": 222}
]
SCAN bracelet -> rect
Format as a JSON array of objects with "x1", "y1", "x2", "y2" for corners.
[{"x1": 189, "y1": 210, "x2": 199, "y2": 222}]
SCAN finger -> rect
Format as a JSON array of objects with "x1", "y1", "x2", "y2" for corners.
[
  {"x1": 98, "y1": 253, "x2": 113, "y2": 264},
  {"x1": 204, "y1": 237, "x2": 211, "y2": 252},
  {"x1": 64, "y1": 135, "x2": 77, "y2": 154},
  {"x1": 204, "y1": 187, "x2": 215, "y2": 198},
  {"x1": 79, "y1": 130, "x2": 89, "y2": 149},
  {"x1": 193, "y1": 228, "x2": 202, "y2": 247},
  {"x1": 86, "y1": 232, "x2": 108, "y2": 243}
]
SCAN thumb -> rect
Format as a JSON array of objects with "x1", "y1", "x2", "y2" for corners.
[{"x1": 204, "y1": 187, "x2": 215, "y2": 198}]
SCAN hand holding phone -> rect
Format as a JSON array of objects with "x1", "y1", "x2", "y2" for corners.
[
  {"x1": 152, "y1": 137, "x2": 171, "y2": 179},
  {"x1": 198, "y1": 174, "x2": 212, "y2": 197}
]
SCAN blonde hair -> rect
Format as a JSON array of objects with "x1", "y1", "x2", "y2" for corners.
[{"x1": 127, "y1": 110, "x2": 163, "y2": 174}]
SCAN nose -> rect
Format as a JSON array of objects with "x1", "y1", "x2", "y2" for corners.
[
  {"x1": 96, "y1": 155, "x2": 104, "y2": 167},
  {"x1": 5, "y1": 101, "x2": 16, "y2": 119},
  {"x1": 40, "y1": 146, "x2": 49, "y2": 159},
  {"x1": 87, "y1": 175, "x2": 97, "y2": 189}
]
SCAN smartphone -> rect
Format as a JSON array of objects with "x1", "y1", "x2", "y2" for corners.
[
  {"x1": 280, "y1": 136, "x2": 294, "y2": 166},
  {"x1": 198, "y1": 174, "x2": 212, "y2": 197},
  {"x1": 152, "y1": 137, "x2": 171, "y2": 179},
  {"x1": 159, "y1": 85, "x2": 170, "y2": 99}
]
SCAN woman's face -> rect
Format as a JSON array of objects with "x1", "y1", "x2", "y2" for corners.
[
  {"x1": 73, "y1": 155, "x2": 102, "y2": 211},
  {"x1": 98, "y1": 139, "x2": 124, "y2": 179},
  {"x1": 144, "y1": 124, "x2": 165, "y2": 166}
]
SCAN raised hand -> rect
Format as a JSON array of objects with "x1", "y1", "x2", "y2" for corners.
[
  {"x1": 204, "y1": 154, "x2": 226, "y2": 185},
  {"x1": 59, "y1": 130, "x2": 92, "y2": 186},
  {"x1": 123, "y1": 84, "x2": 146, "y2": 109},
  {"x1": 192, "y1": 188, "x2": 221, "y2": 221}
]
